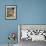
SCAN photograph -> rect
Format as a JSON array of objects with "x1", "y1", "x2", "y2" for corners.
[{"x1": 5, "y1": 5, "x2": 16, "y2": 20}]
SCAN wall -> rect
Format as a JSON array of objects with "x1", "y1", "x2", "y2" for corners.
[{"x1": 0, "y1": 0, "x2": 46, "y2": 44}]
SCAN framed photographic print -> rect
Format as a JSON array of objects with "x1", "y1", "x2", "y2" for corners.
[{"x1": 5, "y1": 5, "x2": 16, "y2": 20}]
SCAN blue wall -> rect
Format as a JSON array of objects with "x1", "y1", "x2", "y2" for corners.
[{"x1": 0, "y1": 0, "x2": 46, "y2": 44}]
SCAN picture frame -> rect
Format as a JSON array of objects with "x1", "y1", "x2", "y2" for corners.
[
  {"x1": 18, "y1": 24, "x2": 46, "y2": 42},
  {"x1": 5, "y1": 5, "x2": 16, "y2": 20}
]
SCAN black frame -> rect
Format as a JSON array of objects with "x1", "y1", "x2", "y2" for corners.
[{"x1": 5, "y1": 5, "x2": 17, "y2": 20}]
